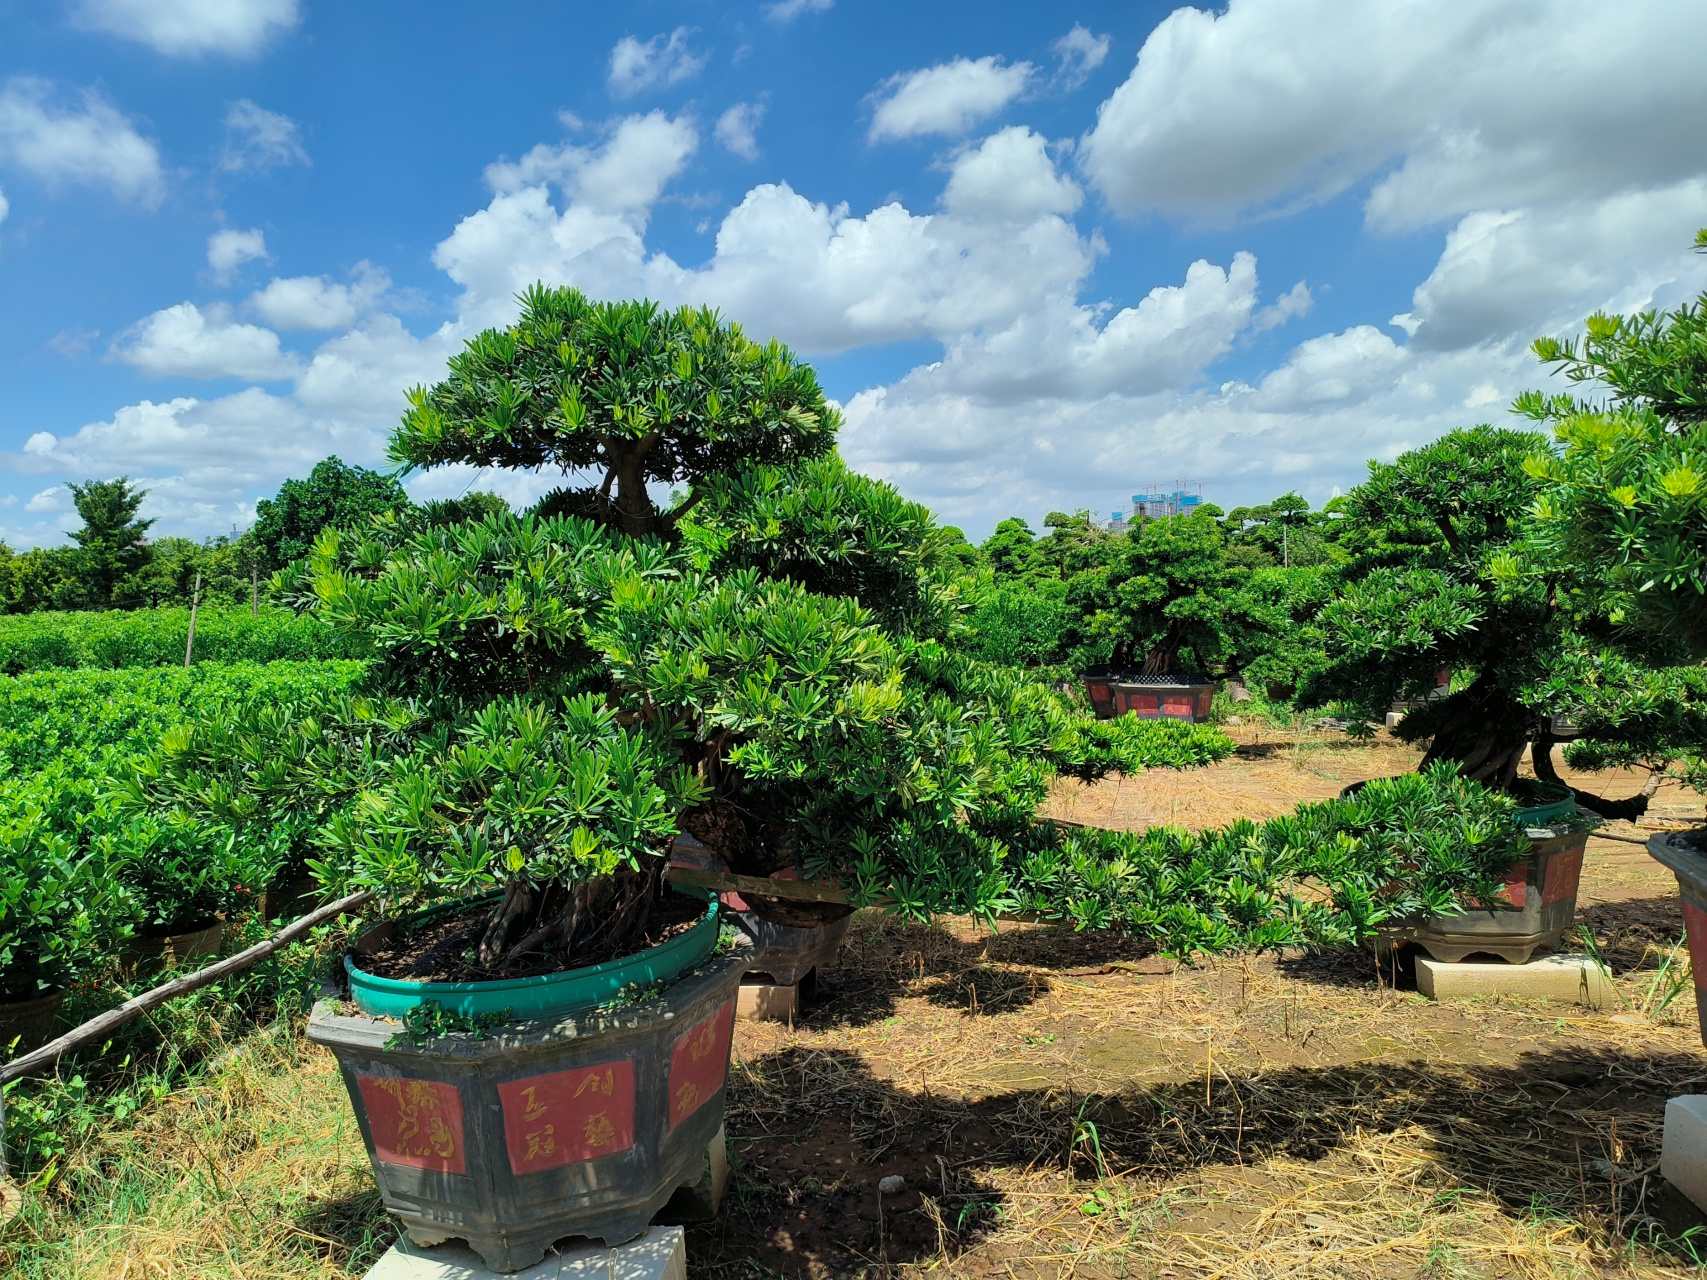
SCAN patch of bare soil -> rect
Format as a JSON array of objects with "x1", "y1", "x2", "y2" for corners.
[{"x1": 690, "y1": 736, "x2": 1707, "y2": 1279}]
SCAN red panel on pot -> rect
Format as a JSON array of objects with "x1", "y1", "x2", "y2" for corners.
[
  {"x1": 497, "y1": 1058, "x2": 636, "y2": 1175},
  {"x1": 1163, "y1": 696, "x2": 1193, "y2": 716},
  {"x1": 1502, "y1": 862, "x2": 1526, "y2": 910},
  {"x1": 1088, "y1": 684, "x2": 1109, "y2": 700},
  {"x1": 356, "y1": 1074, "x2": 467, "y2": 1174},
  {"x1": 668, "y1": 998, "x2": 735, "y2": 1129},
  {"x1": 1129, "y1": 694, "x2": 1159, "y2": 713},
  {"x1": 1542, "y1": 844, "x2": 1584, "y2": 905},
  {"x1": 1684, "y1": 900, "x2": 1707, "y2": 996}
]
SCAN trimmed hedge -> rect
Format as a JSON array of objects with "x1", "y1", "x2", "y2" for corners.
[{"x1": 0, "y1": 606, "x2": 361, "y2": 674}]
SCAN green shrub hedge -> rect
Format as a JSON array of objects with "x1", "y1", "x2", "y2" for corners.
[
  {"x1": 0, "y1": 606, "x2": 360, "y2": 674},
  {"x1": 0, "y1": 661, "x2": 367, "y2": 998}
]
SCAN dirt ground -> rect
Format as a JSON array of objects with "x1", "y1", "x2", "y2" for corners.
[
  {"x1": 687, "y1": 729, "x2": 1707, "y2": 1279},
  {"x1": 28, "y1": 728, "x2": 1707, "y2": 1279}
]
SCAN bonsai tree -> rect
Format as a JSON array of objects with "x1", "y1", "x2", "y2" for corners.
[
  {"x1": 132, "y1": 291, "x2": 1191, "y2": 979},
  {"x1": 1305, "y1": 427, "x2": 1567, "y2": 788},
  {"x1": 391, "y1": 286, "x2": 837, "y2": 537},
  {"x1": 1096, "y1": 505, "x2": 1240, "y2": 676}
]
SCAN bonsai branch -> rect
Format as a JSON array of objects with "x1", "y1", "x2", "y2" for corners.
[{"x1": 1531, "y1": 733, "x2": 1662, "y2": 820}]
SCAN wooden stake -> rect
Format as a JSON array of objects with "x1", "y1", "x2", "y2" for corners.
[
  {"x1": 183, "y1": 571, "x2": 203, "y2": 667},
  {"x1": 0, "y1": 889, "x2": 373, "y2": 1087}
]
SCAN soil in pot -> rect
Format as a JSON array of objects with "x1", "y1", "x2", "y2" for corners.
[{"x1": 359, "y1": 884, "x2": 707, "y2": 985}]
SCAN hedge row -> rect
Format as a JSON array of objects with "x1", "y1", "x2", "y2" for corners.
[{"x1": 0, "y1": 606, "x2": 361, "y2": 674}]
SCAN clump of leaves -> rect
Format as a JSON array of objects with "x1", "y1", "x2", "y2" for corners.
[
  {"x1": 386, "y1": 998, "x2": 515, "y2": 1049},
  {"x1": 1003, "y1": 763, "x2": 1532, "y2": 957}
]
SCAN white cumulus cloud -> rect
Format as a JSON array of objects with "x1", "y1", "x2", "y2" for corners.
[
  {"x1": 219, "y1": 100, "x2": 308, "y2": 173},
  {"x1": 70, "y1": 0, "x2": 300, "y2": 57},
  {"x1": 1052, "y1": 24, "x2": 1110, "y2": 90},
  {"x1": 867, "y1": 56, "x2": 1033, "y2": 143},
  {"x1": 1079, "y1": 0, "x2": 1707, "y2": 228},
  {"x1": 207, "y1": 227, "x2": 268, "y2": 283},
  {"x1": 0, "y1": 77, "x2": 164, "y2": 205},
  {"x1": 941, "y1": 127, "x2": 1080, "y2": 221},
  {"x1": 110, "y1": 302, "x2": 298, "y2": 380},
  {"x1": 607, "y1": 29, "x2": 708, "y2": 99},
  {"x1": 249, "y1": 263, "x2": 390, "y2": 331},
  {"x1": 715, "y1": 103, "x2": 765, "y2": 160}
]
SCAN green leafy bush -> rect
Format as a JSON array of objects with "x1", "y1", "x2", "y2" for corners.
[
  {"x1": 0, "y1": 606, "x2": 360, "y2": 673},
  {"x1": 1004, "y1": 763, "x2": 1531, "y2": 956},
  {"x1": 0, "y1": 661, "x2": 366, "y2": 990}
]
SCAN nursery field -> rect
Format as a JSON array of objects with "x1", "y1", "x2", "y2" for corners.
[{"x1": 11, "y1": 745, "x2": 1707, "y2": 1280}]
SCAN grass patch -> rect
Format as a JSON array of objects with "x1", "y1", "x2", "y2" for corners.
[{"x1": 3, "y1": 1030, "x2": 392, "y2": 1279}]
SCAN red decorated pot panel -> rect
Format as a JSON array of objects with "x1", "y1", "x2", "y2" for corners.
[
  {"x1": 356, "y1": 1073, "x2": 468, "y2": 1174},
  {"x1": 668, "y1": 998, "x2": 735, "y2": 1129},
  {"x1": 497, "y1": 1058, "x2": 636, "y2": 1175}
]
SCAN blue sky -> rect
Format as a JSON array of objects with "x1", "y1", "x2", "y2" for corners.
[{"x1": 1, "y1": 0, "x2": 1704, "y2": 544}]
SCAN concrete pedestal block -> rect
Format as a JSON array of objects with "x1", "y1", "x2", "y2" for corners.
[
  {"x1": 657, "y1": 1124, "x2": 728, "y2": 1223},
  {"x1": 737, "y1": 976, "x2": 803, "y2": 1022},
  {"x1": 1664, "y1": 1096, "x2": 1707, "y2": 1213},
  {"x1": 363, "y1": 1224, "x2": 686, "y2": 1280},
  {"x1": 1416, "y1": 953, "x2": 1616, "y2": 1007},
  {"x1": 1384, "y1": 711, "x2": 1406, "y2": 728}
]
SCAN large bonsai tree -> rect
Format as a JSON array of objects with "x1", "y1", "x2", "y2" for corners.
[
  {"x1": 134, "y1": 291, "x2": 1180, "y2": 974},
  {"x1": 1307, "y1": 427, "x2": 1567, "y2": 788}
]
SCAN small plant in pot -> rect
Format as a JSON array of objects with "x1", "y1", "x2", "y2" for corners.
[{"x1": 98, "y1": 813, "x2": 261, "y2": 966}]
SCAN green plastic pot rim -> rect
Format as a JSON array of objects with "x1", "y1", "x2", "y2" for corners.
[{"x1": 343, "y1": 884, "x2": 719, "y2": 1020}]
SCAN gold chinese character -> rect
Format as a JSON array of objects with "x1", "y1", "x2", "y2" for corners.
[
  {"x1": 584, "y1": 1110, "x2": 616, "y2": 1149},
  {"x1": 573, "y1": 1066, "x2": 614, "y2": 1098},
  {"x1": 524, "y1": 1125, "x2": 556, "y2": 1161},
  {"x1": 519, "y1": 1085, "x2": 548, "y2": 1121},
  {"x1": 428, "y1": 1115, "x2": 456, "y2": 1159},
  {"x1": 675, "y1": 1081, "x2": 700, "y2": 1114},
  {"x1": 688, "y1": 1024, "x2": 716, "y2": 1061}
]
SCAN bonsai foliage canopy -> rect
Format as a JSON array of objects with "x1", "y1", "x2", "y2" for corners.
[
  {"x1": 1521, "y1": 228, "x2": 1707, "y2": 654},
  {"x1": 390, "y1": 286, "x2": 838, "y2": 536}
]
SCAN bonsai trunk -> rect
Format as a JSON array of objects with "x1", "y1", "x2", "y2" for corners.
[
  {"x1": 606, "y1": 432, "x2": 661, "y2": 537},
  {"x1": 1531, "y1": 732, "x2": 1662, "y2": 820},
  {"x1": 482, "y1": 861, "x2": 669, "y2": 973},
  {"x1": 1411, "y1": 678, "x2": 1529, "y2": 790}
]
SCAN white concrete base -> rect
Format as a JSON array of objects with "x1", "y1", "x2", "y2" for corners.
[
  {"x1": 1384, "y1": 711, "x2": 1406, "y2": 728},
  {"x1": 736, "y1": 978, "x2": 799, "y2": 1021},
  {"x1": 1664, "y1": 1096, "x2": 1707, "y2": 1213},
  {"x1": 1416, "y1": 953, "x2": 1616, "y2": 1007},
  {"x1": 363, "y1": 1224, "x2": 686, "y2": 1280}
]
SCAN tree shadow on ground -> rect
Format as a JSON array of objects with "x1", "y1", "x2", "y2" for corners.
[
  {"x1": 692, "y1": 1040, "x2": 1707, "y2": 1278},
  {"x1": 802, "y1": 915, "x2": 1168, "y2": 1031}
]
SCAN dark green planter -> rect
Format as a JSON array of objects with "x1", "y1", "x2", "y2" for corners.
[{"x1": 309, "y1": 939, "x2": 748, "y2": 1272}]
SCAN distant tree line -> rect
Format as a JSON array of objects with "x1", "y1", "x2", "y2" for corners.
[{"x1": 0, "y1": 458, "x2": 511, "y2": 613}]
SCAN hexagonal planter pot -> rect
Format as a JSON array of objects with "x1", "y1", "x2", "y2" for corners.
[
  {"x1": 1111, "y1": 674, "x2": 1217, "y2": 723},
  {"x1": 1081, "y1": 667, "x2": 1132, "y2": 720},
  {"x1": 736, "y1": 910, "x2": 851, "y2": 986},
  {"x1": 1376, "y1": 825, "x2": 1589, "y2": 964},
  {"x1": 1648, "y1": 831, "x2": 1707, "y2": 1045},
  {"x1": 308, "y1": 898, "x2": 745, "y2": 1273}
]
